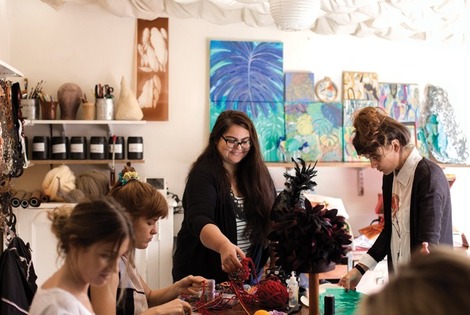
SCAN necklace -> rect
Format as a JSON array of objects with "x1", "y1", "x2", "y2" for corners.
[{"x1": 230, "y1": 189, "x2": 246, "y2": 220}]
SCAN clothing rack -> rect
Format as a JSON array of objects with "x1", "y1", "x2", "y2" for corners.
[{"x1": 0, "y1": 60, "x2": 23, "y2": 253}]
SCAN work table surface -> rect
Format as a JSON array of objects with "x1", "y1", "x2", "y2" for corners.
[{"x1": 195, "y1": 303, "x2": 309, "y2": 314}]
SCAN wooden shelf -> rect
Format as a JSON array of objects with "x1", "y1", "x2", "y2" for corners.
[
  {"x1": 28, "y1": 160, "x2": 144, "y2": 165},
  {"x1": 265, "y1": 161, "x2": 370, "y2": 168},
  {"x1": 265, "y1": 161, "x2": 470, "y2": 169},
  {"x1": 436, "y1": 163, "x2": 470, "y2": 168}
]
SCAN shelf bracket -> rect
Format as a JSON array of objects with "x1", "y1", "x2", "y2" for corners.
[
  {"x1": 106, "y1": 124, "x2": 113, "y2": 137},
  {"x1": 357, "y1": 168, "x2": 364, "y2": 196}
]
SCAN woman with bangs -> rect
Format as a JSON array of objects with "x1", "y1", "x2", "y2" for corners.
[{"x1": 90, "y1": 163, "x2": 205, "y2": 315}]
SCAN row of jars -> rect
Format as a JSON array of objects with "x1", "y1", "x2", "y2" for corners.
[{"x1": 30, "y1": 136, "x2": 143, "y2": 160}]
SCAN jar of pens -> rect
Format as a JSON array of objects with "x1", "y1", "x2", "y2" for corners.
[
  {"x1": 20, "y1": 79, "x2": 42, "y2": 120},
  {"x1": 23, "y1": 79, "x2": 58, "y2": 120},
  {"x1": 95, "y1": 83, "x2": 115, "y2": 120}
]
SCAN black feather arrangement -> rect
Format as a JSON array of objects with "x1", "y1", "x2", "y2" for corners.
[{"x1": 269, "y1": 158, "x2": 352, "y2": 274}]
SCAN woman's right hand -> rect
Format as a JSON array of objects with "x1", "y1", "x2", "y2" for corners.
[
  {"x1": 338, "y1": 268, "x2": 363, "y2": 291},
  {"x1": 219, "y1": 242, "x2": 245, "y2": 273},
  {"x1": 148, "y1": 298, "x2": 192, "y2": 315},
  {"x1": 199, "y1": 224, "x2": 245, "y2": 273}
]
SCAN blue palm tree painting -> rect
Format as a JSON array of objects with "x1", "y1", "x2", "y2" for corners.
[
  {"x1": 284, "y1": 102, "x2": 343, "y2": 162},
  {"x1": 209, "y1": 40, "x2": 285, "y2": 161}
]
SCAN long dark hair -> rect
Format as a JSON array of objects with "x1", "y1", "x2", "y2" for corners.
[{"x1": 189, "y1": 110, "x2": 276, "y2": 243}]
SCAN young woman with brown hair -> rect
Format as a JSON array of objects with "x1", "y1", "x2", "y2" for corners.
[
  {"x1": 339, "y1": 106, "x2": 453, "y2": 290},
  {"x1": 29, "y1": 198, "x2": 133, "y2": 315},
  {"x1": 90, "y1": 164, "x2": 205, "y2": 315}
]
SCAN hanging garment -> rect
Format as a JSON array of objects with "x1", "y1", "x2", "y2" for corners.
[{"x1": 0, "y1": 236, "x2": 38, "y2": 315}]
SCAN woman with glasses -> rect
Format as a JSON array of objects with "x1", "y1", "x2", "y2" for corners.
[
  {"x1": 172, "y1": 110, "x2": 276, "y2": 284},
  {"x1": 339, "y1": 106, "x2": 453, "y2": 291}
]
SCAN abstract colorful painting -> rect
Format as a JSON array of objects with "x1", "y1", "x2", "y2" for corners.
[
  {"x1": 285, "y1": 72, "x2": 315, "y2": 102},
  {"x1": 403, "y1": 121, "x2": 417, "y2": 146},
  {"x1": 342, "y1": 71, "x2": 379, "y2": 101},
  {"x1": 209, "y1": 40, "x2": 284, "y2": 162},
  {"x1": 284, "y1": 102, "x2": 343, "y2": 162},
  {"x1": 378, "y1": 82, "x2": 419, "y2": 122},
  {"x1": 343, "y1": 100, "x2": 378, "y2": 162}
]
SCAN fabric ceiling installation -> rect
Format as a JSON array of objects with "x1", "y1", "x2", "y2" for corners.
[{"x1": 42, "y1": 0, "x2": 470, "y2": 43}]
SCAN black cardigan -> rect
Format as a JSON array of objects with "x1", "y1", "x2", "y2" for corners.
[
  {"x1": 172, "y1": 158, "x2": 270, "y2": 283},
  {"x1": 367, "y1": 157, "x2": 453, "y2": 273}
]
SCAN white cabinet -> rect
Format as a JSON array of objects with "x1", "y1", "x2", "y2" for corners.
[
  {"x1": 13, "y1": 202, "x2": 174, "y2": 288},
  {"x1": 13, "y1": 204, "x2": 60, "y2": 286},
  {"x1": 136, "y1": 202, "x2": 174, "y2": 288}
]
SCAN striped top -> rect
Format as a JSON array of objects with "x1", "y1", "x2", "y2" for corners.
[{"x1": 232, "y1": 195, "x2": 251, "y2": 254}]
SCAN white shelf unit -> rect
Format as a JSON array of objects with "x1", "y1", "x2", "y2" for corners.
[
  {"x1": 0, "y1": 59, "x2": 24, "y2": 78},
  {"x1": 24, "y1": 119, "x2": 147, "y2": 125},
  {"x1": 24, "y1": 119, "x2": 147, "y2": 135},
  {"x1": 24, "y1": 119, "x2": 147, "y2": 166}
]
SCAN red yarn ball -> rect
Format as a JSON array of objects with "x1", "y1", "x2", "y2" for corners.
[{"x1": 256, "y1": 278, "x2": 288, "y2": 309}]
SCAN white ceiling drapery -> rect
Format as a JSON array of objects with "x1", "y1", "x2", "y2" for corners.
[{"x1": 41, "y1": 0, "x2": 470, "y2": 43}]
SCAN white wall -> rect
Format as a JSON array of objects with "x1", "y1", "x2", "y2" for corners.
[{"x1": 5, "y1": 0, "x2": 470, "y2": 237}]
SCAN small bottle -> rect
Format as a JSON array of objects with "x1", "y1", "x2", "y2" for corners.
[
  {"x1": 287, "y1": 271, "x2": 299, "y2": 308},
  {"x1": 324, "y1": 295, "x2": 335, "y2": 315},
  {"x1": 203, "y1": 279, "x2": 216, "y2": 302}
]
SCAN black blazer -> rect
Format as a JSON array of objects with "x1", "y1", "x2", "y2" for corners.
[{"x1": 367, "y1": 157, "x2": 453, "y2": 273}]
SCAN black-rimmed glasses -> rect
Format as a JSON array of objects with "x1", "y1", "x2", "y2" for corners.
[{"x1": 221, "y1": 136, "x2": 252, "y2": 150}]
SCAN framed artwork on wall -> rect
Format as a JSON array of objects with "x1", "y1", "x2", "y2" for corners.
[
  {"x1": 403, "y1": 121, "x2": 417, "y2": 146},
  {"x1": 378, "y1": 82, "x2": 419, "y2": 122},
  {"x1": 315, "y1": 76, "x2": 338, "y2": 103},
  {"x1": 343, "y1": 100, "x2": 378, "y2": 162},
  {"x1": 209, "y1": 40, "x2": 285, "y2": 162},
  {"x1": 284, "y1": 72, "x2": 315, "y2": 103},
  {"x1": 284, "y1": 102, "x2": 343, "y2": 162},
  {"x1": 342, "y1": 71, "x2": 379, "y2": 101},
  {"x1": 136, "y1": 18, "x2": 169, "y2": 121}
]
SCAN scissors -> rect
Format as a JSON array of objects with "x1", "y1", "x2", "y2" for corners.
[
  {"x1": 104, "y1": 84, "x2": 114, "y2": 98},
  {"x1": 95, "y1": 84, "x2": 104, "y2": 98}
]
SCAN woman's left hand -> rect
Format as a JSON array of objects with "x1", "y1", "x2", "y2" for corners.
[{"x1": 177, "y1": 275, "x2": 206, "y2": 296}]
